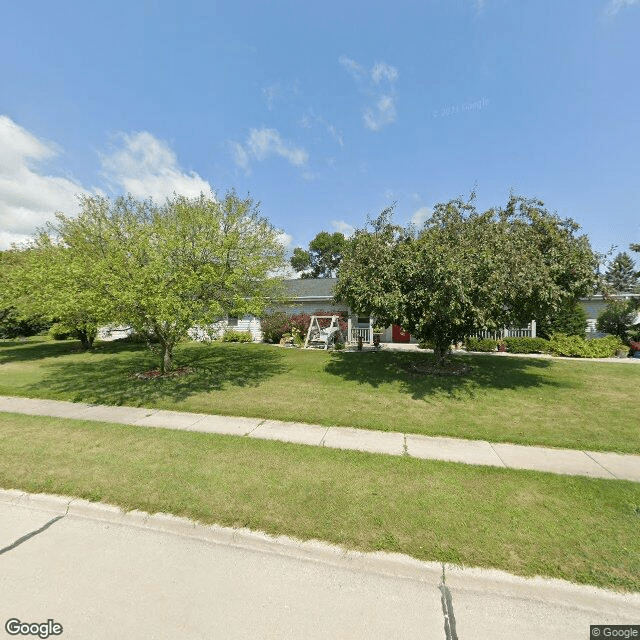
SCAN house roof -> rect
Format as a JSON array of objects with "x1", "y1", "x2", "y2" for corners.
[{"x1": 283, "y1": 278, "x2": 337, "y2": 300}]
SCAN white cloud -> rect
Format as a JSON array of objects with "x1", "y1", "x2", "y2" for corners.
[
  {"x1": 229, "y1": 141, "x2": 251, "y2": 173},
  {"x1": 339, "y1": 56, "x2": 399, "y2": 131},
  {"x1": 605, "y1": 0, "x2": 640, "y2": 14},
  {"x1": 101, "y1": 131, "x2": 213, "y2": 202},
  {"x1": 0, "y1": 115, "x2": 87, "y2": 248},
  {"x1": 299, "y1": 109, "x2": 344, "y2": 148},
  {"x1": 410, "y1": 206, "x2": 432, "y2": 226},
  {"x1": 338, "y1": 55, "x2": 365, "y2": 80},
  {"x1": 262, "y1": 84, "x2": 279, "y2": 110},
  {"x1": 230, "y1": 128, "x2": 308, "y2": 174},
  {"x1": 371, "y1": 62, "x2": 399, "y2": 84},
  {"x1": 364, "y1": 94, "x2": 397, "y2": 131},
  {"x1": 331, "y1": 220, "x2": 355, "y2": 237},
  {"x1": 276, "y1": 231, "x2": 294, "y2": 249}
]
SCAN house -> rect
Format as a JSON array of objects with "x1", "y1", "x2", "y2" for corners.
[
  {"x1": 194, "y1": 277, "x2": 541, "y2": 344},
  {"x1": 579, "y1": 292, "x2": 640, "y2": 337}
]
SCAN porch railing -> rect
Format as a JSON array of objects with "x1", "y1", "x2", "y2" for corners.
[
  {"x1": 470, "y1": 324, "x2": 535, "y2": 340},
  {"x1": 349, "y1": 327, "x2": 371, "y2": 343}
]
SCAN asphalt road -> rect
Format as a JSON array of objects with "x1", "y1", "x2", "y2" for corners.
[{"x1": 1, "y1": 492, "x2": 638, "y2": 639}]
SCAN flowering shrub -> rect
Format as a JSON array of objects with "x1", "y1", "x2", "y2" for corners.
[{"x1": 629, "y1": 341, "x2": 640, "y2": 352}]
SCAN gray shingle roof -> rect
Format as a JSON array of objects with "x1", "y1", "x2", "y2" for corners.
[{"x1": 283, "y1": 278, "x2": 337, "y2": 300}]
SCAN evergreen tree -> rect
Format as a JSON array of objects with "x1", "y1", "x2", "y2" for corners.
[{"x1": 605, "y1": 252, "x2": 638, "y2": 292}]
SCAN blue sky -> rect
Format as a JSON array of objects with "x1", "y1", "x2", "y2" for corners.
[{"x1": 1, "y1": 0, "x2": 639, "y2": 266}]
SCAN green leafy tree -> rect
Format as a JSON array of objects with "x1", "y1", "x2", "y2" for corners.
[
  {"x1": 596, "y1": 299, "x2": 639, "y2": 343},
  {"x1": 0, "y1": 249, "x2": 53, "y2": 339},
  {"x1": 605, "y1": 252, "x2": 638, "y2": 292},
  {"x1": 9, "y1": 237, "x2": 105, "y2": 349},
  {"x1": 335, "y1": 195, "x2": 598, "y2": 367},
  {"x1": 49, "y1": 191, "x2": 286, "y2": 372},
  {"x1": 290, "y1": 231, "x2": 346, "y2": 278},
  {"x1": 0, "y1": 251, "x2": 17, "y2": 324},
  {"x1": 536, "y1": 299, "x2": 587, "y2": 339}
]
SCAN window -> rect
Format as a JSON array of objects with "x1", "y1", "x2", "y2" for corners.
[
  {"x1": 357, "y1": 316, "x2": 370, "y2": 325},
  {"x1": 228, "y1": 316, "x2": 239, "y2": 327}
]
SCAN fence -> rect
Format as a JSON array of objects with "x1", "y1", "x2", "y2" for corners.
[
  {"x1": 349, "y1": 327, "x2": 371, "y2": 344},
  {"x1": 470, "y1": 323, "x2": 536, "y2": 340}
]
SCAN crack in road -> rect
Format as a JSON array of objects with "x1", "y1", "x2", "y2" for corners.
[
  {"x1": 438, "y1": 563, "x2": 459, "y2": 640},
  {"x1": 0, "y1": 511, "x2": 67, "y2": 556}
]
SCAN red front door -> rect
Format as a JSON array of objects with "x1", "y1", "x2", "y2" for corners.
[{"x1": 392, "y1": 324, "x2": 411, "y2": 343}]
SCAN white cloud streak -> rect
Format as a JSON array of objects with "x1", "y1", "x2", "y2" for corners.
[
  {"x1": 101, "y1": 131, "x2": 213, "y2": 202},
  {"x1": 605, "y1": 0, "x2": 640, "y2": 14},
  {"x1": 299, "y1": 109, "x2": 344, "y2": 148},
  {"x1": 331, "y1": 220, "x2": 355, "y2": 237},
  {"x1": 410, "y1": 206, "x2": 432, "y2": 227},
  {"x1": 230, "y1": 128, "x2": 308, "y2": 174},
  {"x1": 0, "y1": 115, "x2": 87, "y2": 247},
  {"x1": 339, "y1": 56, "x2": 399, "y2": 131}
]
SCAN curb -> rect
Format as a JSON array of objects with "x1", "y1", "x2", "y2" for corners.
[{"x1": 2, "y1": 488, "x2": 639, "y2": 611}]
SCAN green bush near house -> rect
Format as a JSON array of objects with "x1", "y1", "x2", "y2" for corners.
[
  {"x1": 221, "y1": 330, "x2": 253, "y2": 343},
  {"x1": 548, "y1": 334, "x2": 625, "y2": 358},
  {"x1": 464, "y1": 337, "x2": 498, "y2": 352},
  {"x1": 503, "y1": 337, "x2": 550, "y2": 354},
  {"x1": 48, "y1": 322, "x2": 74, "y2": 340}
]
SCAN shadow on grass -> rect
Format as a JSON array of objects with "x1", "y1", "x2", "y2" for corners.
[
  {"x1": 324, "y1": 350, "x2": 559, "y2": 401},
  {"x1": 0, "y1": 338, "x2": 85, "y2": 363},
  {"x1": 22, "y1": 342, "x2": 287, "y2": 406}
]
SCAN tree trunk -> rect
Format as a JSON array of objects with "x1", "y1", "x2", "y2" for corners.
[
  {"x1": 433, "y1": 342, "x2": 448, "y2": 368},
  {"x1": 160, "y1": 342, "x2": 173, "y2": 374},
  {"x1": 76, "y1": 327, "x2": 95, "y2": 350}
]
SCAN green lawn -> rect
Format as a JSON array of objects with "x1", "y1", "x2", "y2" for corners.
[
  {"x1": 0, "y1": 337, "x2": 639, "y2": 453},
  {"x1": 1, "y1": 412, "x2": 638, "y2": 592}
]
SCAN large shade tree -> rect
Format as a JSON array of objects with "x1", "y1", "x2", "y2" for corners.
[
  {"x1": 48, "y1": 191, "x2": 286, "y2": 372},
  {"x1": 335, "y1": 194, "x2": 599, "y2": 366},
  {"x1": 290, "y1": 231, "x2": 346, "y2": 278}
]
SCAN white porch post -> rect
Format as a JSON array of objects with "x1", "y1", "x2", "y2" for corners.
[
  {"x1": 531, "y1": 320, "x2": 536, "y2": 338},
  {"x1": 369, "y1": 317, "x2": 373, "y2": 345},
  {"x1": 347, "y1": 316, "x2": 352, "y2": 343}
]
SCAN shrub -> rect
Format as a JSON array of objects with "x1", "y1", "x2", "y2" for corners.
[
  {"x1": 48, "y1": 322, "x2": 73, "y2": 340},
  {"x1": 503, "y1": 337, "x2": 550, "y2": 354},
  {"x1": 464, "y1": 337, "x2": 498, "y2": 352},
  {"x1": 260, "y1": 312, "x2": 292, "y2": 343},
  {"x1": 537, "y1": 300, "x2": 587, "y2": 339},
  {"x1": 0, "y1": 311, "x2": 51, "y2": 339},
  {"x1": 596, "y1": 299, "x2": 639, "y2": 343},
  {"x1": 120, "y1": 330, "x2": 160, "y2": 344},
  {"x1": 548, "y1": 333, "x2": 625, "y2": 358},
  {"x1": 221, "y1": 330, "x2": 253, "y2": 343}
]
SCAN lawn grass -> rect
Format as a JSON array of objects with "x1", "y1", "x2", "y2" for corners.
[
  {"x1": 0, "y1": 337, "x2": 639, "y2": 453},
  {"x1": 1, "y1": 412, "x2": 638, "y2": 592}
]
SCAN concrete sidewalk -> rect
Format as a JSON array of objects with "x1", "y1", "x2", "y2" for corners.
[
  {"x1": 2, "y1": 490, "x2": 639, "y2": 640},
  {"x1": 1, "y1": 394, "x2": 639, "y2": 482}
]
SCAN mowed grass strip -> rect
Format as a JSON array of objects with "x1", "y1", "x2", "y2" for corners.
[
  {"x1": 1, "y1": 412, "x2": 638, "y2": 592},
  {"x1": 1, "y1": 338, "x2": 639, "y2": 453}
]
